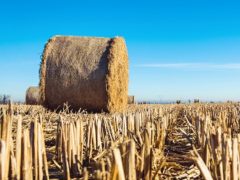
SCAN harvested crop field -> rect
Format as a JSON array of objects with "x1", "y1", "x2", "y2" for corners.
[{"x1": 0, "y1": 103, "x2": 240, "y2": 179}]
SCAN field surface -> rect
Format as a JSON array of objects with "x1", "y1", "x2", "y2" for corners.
[{"x1": 0, "y1": 103, "x2": 240, "y2": 179}]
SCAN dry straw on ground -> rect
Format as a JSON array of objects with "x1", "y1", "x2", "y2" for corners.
[
  {"x1": 25, "y1": 86, "x2": 40, "y2": 105},
  {"x1": 40, "y1": 36, "x2": 128, "y2": 112},
  {"x1": 1, "y1": 103, "x2": 240, "y2": 179}
]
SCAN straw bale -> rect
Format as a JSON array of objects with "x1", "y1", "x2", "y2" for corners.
[
  {"x1": 128, "y1": 96, "x2": 135, "y2": 104},
  {"x1": 40, "y1": 36, "x2": 128, "y2": 112},
  {"x1": 26, "y1": 86, "x2": 40, "y2": 105}
]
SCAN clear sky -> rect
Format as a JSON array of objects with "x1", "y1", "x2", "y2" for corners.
[{"x1": 0, "y1": 0, "x2": 240, "y2": 102}]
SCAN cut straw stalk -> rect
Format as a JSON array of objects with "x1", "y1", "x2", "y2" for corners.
[
  {"x1": 191, "y1": 148, "x2": 213, "y2": 180},
  {"x1": 113, "y1": 148, "x2": 125, "y2": 180}
]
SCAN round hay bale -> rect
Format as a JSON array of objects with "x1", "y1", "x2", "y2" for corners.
[
  {"x1": 40, "y1": 36, "x2": 128, "y2": 112},
  {"x1": 26, "y1": 86, "x2": 40, "y2": 105},
  {"x1": 128, "y1": 96, "x2": 135, "y2": 104}
]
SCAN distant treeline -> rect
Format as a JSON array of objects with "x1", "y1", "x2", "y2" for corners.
[
  {"x1": 0, "y1": 94, "x2": 11, "y2": 104},
  {"x1": 137, "y1": 99, "x2": 237, "y2": 104}
]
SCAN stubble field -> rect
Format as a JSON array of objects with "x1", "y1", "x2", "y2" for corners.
[{"x1": 0, "y1": 102, "x2": 239, "y2": 179}]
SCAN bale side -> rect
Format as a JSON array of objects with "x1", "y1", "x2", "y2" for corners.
[
  {"x1": 39, "y1": 37, "x2": 56, "y2": 105},
  {"x1": 106, "y1": 37, "x2": 129, "y2": 112},
  {"x1": 26, "y1": 87, "x2": 40, "y2": 105}
]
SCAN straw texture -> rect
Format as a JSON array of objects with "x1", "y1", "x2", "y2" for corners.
[
  {"x1": 26, "y1": 86, "x2": 40, "y2": 105},
  {"x1": 128, "y1": 96, "x2": 135, "y2": 104},
  {"x1": 40, "y1": 36, "x2": 128, "y2": 112}
]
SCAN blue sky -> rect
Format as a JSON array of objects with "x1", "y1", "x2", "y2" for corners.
[{"x1": 0, "y1": 0, "x2": 240, "y2": 102}]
